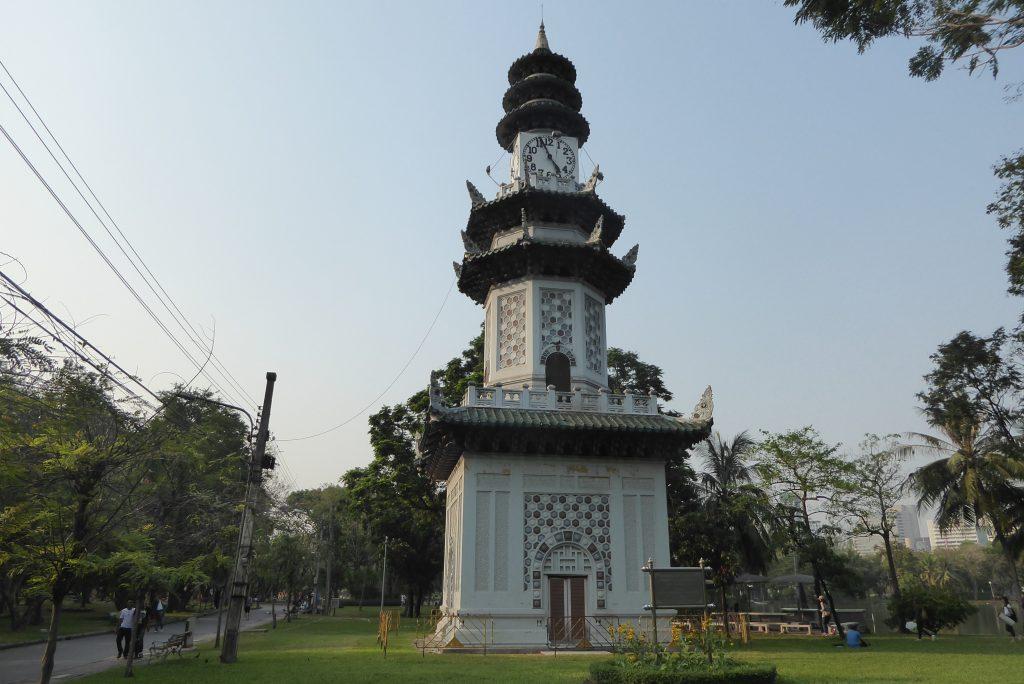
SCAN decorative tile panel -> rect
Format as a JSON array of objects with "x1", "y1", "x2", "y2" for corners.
[
  {"x1": 522, "y1": 493, "x2": 612, "y2": 594},
  {"x1": 584, "y1": 295, "x2": 604, "y2": 372},
  {"x1": 497, "y1": 290, "x2": 527, "y2": 368},
  {"x1": 540, "y1": 289, "x2": 573, "y2": 357}
]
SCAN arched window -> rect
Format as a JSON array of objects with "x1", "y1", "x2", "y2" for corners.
[{"x1": 545, "y1": 352, "x2": 571, "y2": 392}]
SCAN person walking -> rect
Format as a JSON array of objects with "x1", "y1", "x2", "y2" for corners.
[
  {"x1": 998, "y1": 596, "x2": 1019, "y2": 641},
  {"x1": 912, "y1": 605, "x2": 937, "y2": 640},
  {"x1": 244, "y1": 596, "x2": 251, "y2": 620},
  {"x1": 154, "y1": 596, "x2": 165, "y2": 632},
  {"x1": 115, "y1": 601, "x2": 135, "y2": 659}
]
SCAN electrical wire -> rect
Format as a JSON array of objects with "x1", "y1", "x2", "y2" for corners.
[
  {"x1": 1, "y1": 288, "x2": 158, "y2": 409},
  {"x1": 0, "y1": 119, "x2": 248, "y2": 410},
  {"x1": 0, "y1": 66, "x2": 256, "y2": 410},
  {"x1": 278, "y1": 275, "x2": 457, "y2": 442}
]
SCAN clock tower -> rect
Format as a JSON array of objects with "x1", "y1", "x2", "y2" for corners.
[{"x1": 419, "y1": 24, "x2": 714, "y2": 650}]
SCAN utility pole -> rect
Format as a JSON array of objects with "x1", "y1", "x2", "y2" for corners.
[
  {"x1": 220, "y1": 372, "x2": 277, "y2": 664},
  {"x1": 324, "y1": 503, "x2": 335, "y2": 616}
]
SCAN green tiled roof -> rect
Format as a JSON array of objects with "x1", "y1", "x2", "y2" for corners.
[{"x1": 429, "y1": 406, "x2": 706, "y2": 434}]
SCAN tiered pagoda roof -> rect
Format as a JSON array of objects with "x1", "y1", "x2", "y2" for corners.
[
  {"x1": 496, "y1": 22, "x2": 589, "y2": 151},
  {"x1": 456, "y1": 23, "x2": 634, "y2": 306}
]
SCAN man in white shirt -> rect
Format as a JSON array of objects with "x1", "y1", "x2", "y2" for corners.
[{"x1": 115, "y1": 601, "x2": 135, "y2": 658}]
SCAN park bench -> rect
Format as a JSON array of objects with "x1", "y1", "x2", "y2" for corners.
[
  {"x1": 779, "y1": 623, "x2": 812, "y2": 635},
  {"x1": 148, "y1": 632, "x2": 188, "y2": 661},
  {"x1": 748, "y1": 622, "x2": 774, "y2": 633}
]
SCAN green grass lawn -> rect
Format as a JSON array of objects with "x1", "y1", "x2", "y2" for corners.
[
  {"x1": 77, "y1": 609, "x2": 1023, "y2": 683},
  {"x1": 0, "y1": 601, "x2": 197, "y2": 645},
  {"x1": 0, "y1": 601, "x2": 117, "y2": 644}
]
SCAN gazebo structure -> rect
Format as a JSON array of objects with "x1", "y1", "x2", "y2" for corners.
[{"x1": 418, "y1": 24, "x2": 713, "y2": 649}]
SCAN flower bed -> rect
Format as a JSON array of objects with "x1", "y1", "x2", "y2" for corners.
[
  {"x1": 589, "y1": 616, "x2": 777, "y2": 684},
  {"x1": 589, "y1": 660, "x2": 777, "y2": 684}
]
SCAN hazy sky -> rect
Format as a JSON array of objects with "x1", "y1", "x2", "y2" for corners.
[{"x1": 1, "y1": 1, "x2": 1020, "y2": 493}]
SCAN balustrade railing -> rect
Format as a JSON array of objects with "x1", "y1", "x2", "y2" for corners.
[{"x1": 461, "y1": 384, "x2": 659, "y2": 415}]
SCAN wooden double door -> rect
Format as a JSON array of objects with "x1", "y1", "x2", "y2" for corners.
[{"x1": 548, "y1": 575, "x2": 587, "y2": 644}]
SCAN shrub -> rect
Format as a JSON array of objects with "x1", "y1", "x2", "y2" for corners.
[
  {"x1": 885, "y1": 584, "x2": 976, "y2": 633},
  {"x1": 589, "y1": 660, "x2": 777, "y2": 684},
  {"x1": 592, "y1": 616, "x2": 777, "y2": 684}
]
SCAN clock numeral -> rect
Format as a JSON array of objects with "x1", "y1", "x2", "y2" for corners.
[{"x1": 525, "y1": 154, "x2": 533, "y2": 162}]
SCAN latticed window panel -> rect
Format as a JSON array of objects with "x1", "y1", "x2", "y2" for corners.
[
  {"x1": 497, "y1": 290, "x2": 527, "y2": 368},
  {"x1": 540, "y1": 288, "x2": 574, "y2": 354},
  {"x1": 522, "y1": 493, "x2": 612, "y2": 593},
  {"x1": 584, "y1": 295, "x2": 603, "y2": 372}
]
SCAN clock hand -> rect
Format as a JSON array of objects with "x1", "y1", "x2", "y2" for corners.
[{"x1": 538, "y1": 139, "x2": 559, "y2": 174}]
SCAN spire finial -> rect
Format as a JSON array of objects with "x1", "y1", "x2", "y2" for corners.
[{"x1": 535, "y1": 19, "x2": 549, "y2": 51}]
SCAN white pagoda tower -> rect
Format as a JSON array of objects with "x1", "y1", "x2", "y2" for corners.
[{"x1": 418, "y1": 24, "x2": 713, "y2": 648}]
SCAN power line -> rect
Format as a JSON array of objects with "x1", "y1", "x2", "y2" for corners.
[
  {"x1": 2, "y1": 295, "x2": 157, "y2": 410},
  {"x1": 0, "y1": 118, "x2": 247, "y2": 409},
  {"x1": 278, "y1": 276, "x2": 457, "y2": 442},
  {"x1": 0, "y1": 64, "x2": 256, "y2": 410},
  {"x1": 1, "y1": 267, "x2": 162, "y2": 405}
]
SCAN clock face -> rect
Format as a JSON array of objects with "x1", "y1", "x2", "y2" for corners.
[{"x1": 521, "y1": 134, "x2": 577, "y2": 180}]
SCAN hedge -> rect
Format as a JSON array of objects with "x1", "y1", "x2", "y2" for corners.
[{"x1": 589, "y1": 660, "x2": 778, "y2": 684}]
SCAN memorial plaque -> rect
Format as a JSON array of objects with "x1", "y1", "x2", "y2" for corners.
[{"x1": 644, "y1": 567, "x2": 710, "y2": 609}]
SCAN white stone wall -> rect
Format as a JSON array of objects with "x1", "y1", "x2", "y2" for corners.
[
  {"x1": 443, "y1": 451, "x2": 670, "y2": 641},
  {"x1": 483, "y1": 278, "x2": 608, "y2": 392}
]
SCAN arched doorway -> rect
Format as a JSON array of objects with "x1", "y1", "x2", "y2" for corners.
[
  {"x1": 545, "y1": 352, "x2": 571, "y2": 391},
  {"x1": 543, "y1": 543, "x2": 595, "y2": 644}
]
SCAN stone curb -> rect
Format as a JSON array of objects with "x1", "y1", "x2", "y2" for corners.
[{"x1": 0, "y1": 611, "x2": 219, "y2": 651}]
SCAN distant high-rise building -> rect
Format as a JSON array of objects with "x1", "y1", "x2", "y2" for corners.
[
  {"x1": 889, "y1": 505, "x2": 921, "y2": 545},
  {"x1": 848, "y1": 505, "x2": 923, "y2": 556},
  {"x1": 850, "y1": 534, "x2": 882, "y2": 555},
  {"x1": 927, "y1": 519, "x2": 989, "y2": 549}
]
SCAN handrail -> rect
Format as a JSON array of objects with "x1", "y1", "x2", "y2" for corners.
[{"x1": 461, "y1": 384, "x2": 660, "y2": 415}]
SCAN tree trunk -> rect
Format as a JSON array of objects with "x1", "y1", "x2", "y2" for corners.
[
  {"x1": 880, "y1": 532, "x2": 902, "y2": 600},
  {"x1": 993, "y1": 529, "x2": 1022, "y2": 600},
  {"x1": 357, "y1": 575, "x2": 366, "y2": 613},
  {"x1": 38, "y1": 584, "x2": 66, "y2": 684},
  {"x1": 818, "y1": 574, "x2": 844, "y2": 639},
  {"x1": 123, "y1": 590, "x2": 145, "y2": 678},
  {"x1": 214, "y1": 580, "x2": 227, "y2": 648},
  {"x1": 271, "y1": 597, "x2": 277, "y2": 629},
  {"x1": 28, "y1": 597, "x2": 45, "y2": 626}
]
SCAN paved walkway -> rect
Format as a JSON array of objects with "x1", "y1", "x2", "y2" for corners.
[{"x1": 1, "y1": 609, "x2": 276, "y2": 684}]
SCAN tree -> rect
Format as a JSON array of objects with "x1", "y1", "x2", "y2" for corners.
[
  {"x1": 1, "y1": 365, "x2": 152, "y2": 684},
  {"x1": 784, "y1": 3, "x2": 1024, "y2": 298},
  {"x1": 918, "y1": 329, "x2": 1022, "y2": 447},
  {"x1": 755, "y1": 427, "x2": 852, "y2": 637},
  {"x1": 886, "y1": 584, "x2": 976, "y2": 633},
  {"x1": 344, "y1": 404, "x2": 444, "y2": 618},
  {"x1": 989, "y1": 150, "x2": 1024, "y2": 296},
  {"x1": 606, "y1": 348, "x2": 673, "y2": 401},
  {"x1": 784, "y1": 0, "x2": 1024, "y2": 81},
  {"x1": 689, "y1": 432, "x2": 772, "y2": 634},
  {"x1": 837, "y1": 434, "x2": 908, "y2": 600},
  {"x1": 903, "y1": 403, "x2": 1024, "y2": 597},
  {"x1": 135, "y1": 389, "x2": 251, "y2": 611},
  {"x1": 262, "y1": 531, "x2": 314, "y2": 622}
]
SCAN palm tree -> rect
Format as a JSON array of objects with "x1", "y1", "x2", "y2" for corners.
[
  {"x1": 697, "y1": 431, "x2": 772, "y2": 632},
  {"x1": 700, "y1": 431, "x2": 758, "y2": 502},
  {"x1": 904, "y1": 404, "x2": 1024, "y2": 597}
]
